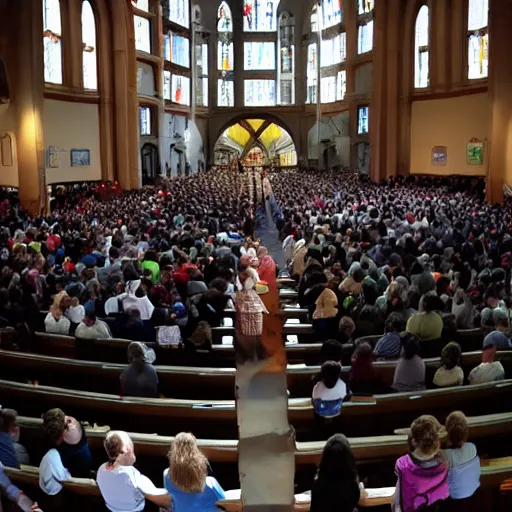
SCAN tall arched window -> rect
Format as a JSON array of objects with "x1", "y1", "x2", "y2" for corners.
[
  {"x1": 414, "y1": 5, "x2": 429, "y2": 89},
  {"x1": 82, "y1": 1, "x2": 98, "y2": 91},
  {"x1": 357, "y1": 0, "x2": 374, "y2": 54},
  {"x1": 468, "y1": 0, "x2": 488, "y2": 80},
  {"x1": 217, "y1": 2, "x2": 234, "y2": 106},
  {"x1": 243, "y1": 0, "x2": 280, "y2": 32},
  {"x1": 278, "y1": 12, "x2": 295, "y2": 105},
  {"x1": 43, "y1": 0, "x2": 63, "y2": 84}
]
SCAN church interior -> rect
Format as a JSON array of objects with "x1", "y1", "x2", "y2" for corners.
[{"x1": 1, "y1": 0, "x2": 512, "y2": 511}]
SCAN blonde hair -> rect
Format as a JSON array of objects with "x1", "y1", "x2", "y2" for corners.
[{"x1": 168, "y1": 432, "x2": 208, "y2": 493}]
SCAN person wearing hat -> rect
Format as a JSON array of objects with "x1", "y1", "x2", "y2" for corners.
[{"x1": 468, "y1": 339, "x2": 505, "y2": 384}]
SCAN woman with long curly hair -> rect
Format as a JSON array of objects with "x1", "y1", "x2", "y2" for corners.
[{"x1": 163, "y1": 432, "x2": 225, "y2": 511}]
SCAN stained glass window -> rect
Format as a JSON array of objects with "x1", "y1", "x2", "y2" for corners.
[
  {"x1": 169, "y1": 32, "x2": 190, "y2": 68},
  {"x1": 321, "y1": 71, "x2": 346, "y2": 103},
  {"x1": 321, "y1": 33, "x2": 346, "y2": 67},
  {"x1": 140, "y1": 107, "x2": 151, "y2": 135},
  {"x1": 358, "y1": 106, "x2": 369, "y2": 134},
  {"x1": 310, "y1": 4, "x2": 319, "y2": 32},
  {"x1": 278, "y1": 12, "x2": 295, "y2": 105},
  {"x1": 170, "y1": 0, "x2": 189, "y2": 28},
  {"x1": 218, "y1": 42, "x2": 234, "y2": 71},
  {"x1": 243, "y1": 0, "x2": 280, "y2": 32},
  {"x1": 218, "y1": 2, "x2": 233, "y2": 32},
  {"x1": 244, "y1": 42, "x2": 276, "y2": 70},
  {"x1": 82, "y1": 1, "x2": 97, "y2": 90},
  {"x1": 171, "y1": 75, "x2": 190, "y2": 105},
  {"x1": 163, "y1": 70, "x2": 171, "y2": 100},
  {"x1": 218, "y1": 79, "x2": 234, "y2": 107},
  {"x1": 468, "y1": 33, "x2": 488, "y2": 79},
  {"x1": 306, "y1": 43, "x2": 317, "y2": 104},
  {"x1": 43, "y1": 0, "x2": 63, "y2": 84},
  {"x1": 196, "y1": 43, "x2": 208, "y2": 107},
  {"x1": 244, "y1": 80, "x2": 276, "y2": 106},
  {"x1": 468, "y1": 0, "x2": 488, "y2": 79},
  {"x1": 321, "y1": 0, "x2": 342, "y2": 29},
  {"x1": 337, "y1": 70, "x2": 346, "y2": 101},
  {"x1": 468, "y1": 0, "x2": 488, "y2": 30},
  {"x1": 134, "y1": 16, "x2": 151, "y2": 53},
  {"x1": 358, "y1": 0, "x2": 374, "y2": 15},
  {"x1": 357, "y1": 20, "x2": 373, "y2": 54},
  {"x1": 414, "y1": 6, "x2": 429, "y2": 88}
]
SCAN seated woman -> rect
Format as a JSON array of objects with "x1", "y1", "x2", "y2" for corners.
[
  {"x1": 394, "y1": 415, "x2": 449, "y2": 512},
  {"x1": 392, "y1": 334, "x2": 426, "y2": 392},
  {"x1": 44, "y1": 304, "x2": 70, "y2": 335},
  {"x1": 468, "y1": 339, "x2": 505, "y2": 384},
  {"x1": 163, "y1": 432, "x2": 225, "y2": 511},
  {"x1": 349, "y1": 342, "x2": 379, "y2": 395},
  {"x1": 310, "y1": 434, "x2": 361, "y2": 512},
  {"x1": 373, "y1": 312, "x2": 404, "y2": 360},
  {"x1": 406, "y1": 292, "x2": 444, "y2": 341},
  {"x1": 433, "y1": 342, "x2": 464, "y2": 388},
  {"x1": 442, "y1": 411, "x2": 480, "y2": 500},
  {"x1": 312, "y1": 285, "x2": 339, "y2": 342},
  {"x1": 312, "y1": 361, "x2": 347, "y2": 418},
  {"x1": 97, "y1": 431, "x2": 170, "y2": 512},
  {"x1": 120, "y1": 342, "x2": 159, "y2": 398}
]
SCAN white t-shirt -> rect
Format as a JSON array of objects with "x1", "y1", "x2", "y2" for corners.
[
  {"x1": 75, "y1": 320, "x2": 112, "y2": 339},
  {"x1": 44, "y1": 313, "x2": 70, "y2": 335},
  {"x1": 97, "y1": 463, "x2": 168, "y2": 512},
  {"x1": 433, "y1": 366, "x2": 464, "y2": 387},
  {"x1": 39, "y1": 448, "x2": 71, "y2": 495},
  {"x1": 312, "y1": 379, "x2": 347, "y2": 401},
  {"x1": 468, "y1": 362, "x2": 505, "y2": 384},
  {"x1": 65, "y1": 305, "x2": 85, "y2": 324}
]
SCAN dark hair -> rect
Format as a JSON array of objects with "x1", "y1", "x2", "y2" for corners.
[
  {"x1": 0, "y1": 408, "x2": 17, "y2": 433},
  {"x1": 43, "y1": 408, "x2": 66, "y2": 445},
  {"x1": 385, "y1": 312, "x2": 405, "y2": 333},
  {"x1": 320, "y1": 361, "x2": 342, "y2": 389},
  {"x1": 320, "y1": 339, "x2": 343, "y2": 364},
  {"x1": 440, "y1": 342, "x2": 461, "y2": 370},
  {"x1": 402, "y1": 333, "x2": 420, "y2": 360},
  {"x1": 422, "y1": 291, "x2": 442, "y2": 313},
  {"x1": 353, "y1": 341, "x2": 372, "y2": 361},
  {"x1": 316, "y1": 434, "x2": 358, "y2": 482}
]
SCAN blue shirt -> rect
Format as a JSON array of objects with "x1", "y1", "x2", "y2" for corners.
[
  {"x1": 0, "y1": 433, "x2": 19, "y2": 469},
  {"x1": 164, "y1": 470, "x2": 225, "y2": 512},
  {"x1": 373, "y1": 332, "x2": 401, "y2": 359}
]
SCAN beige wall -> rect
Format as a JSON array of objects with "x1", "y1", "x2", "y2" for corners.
[
  {"x1": 0, "y1": 103, "x2": 19, "y2": 187},
  {"x1": 43, "y1": 99, "x2": 102, "y2": 184},
  {"x1": 410, "y1": 93, "x2": 489, "y2": 176}
]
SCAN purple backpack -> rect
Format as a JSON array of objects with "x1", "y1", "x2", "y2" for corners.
[{"x1": 396, "y1": 454, "x2": 449, "y2": 512}]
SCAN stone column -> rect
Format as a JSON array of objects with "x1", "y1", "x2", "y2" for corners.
[
  {"x1": 487, "y1": 0, "x2": 512, "y2": 203},
  {"x1": 15, "y1": 0, "x2": 46, "y2": 214}
]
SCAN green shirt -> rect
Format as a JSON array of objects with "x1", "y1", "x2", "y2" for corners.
[{"x1": 141, "y1": 260, "x2": 160, "y2": 284}]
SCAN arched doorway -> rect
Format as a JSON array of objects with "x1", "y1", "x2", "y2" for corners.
[
  {"x1": 141, "y1": 143, "x2": 159, "y2": 186},
  {"x1": 214, "y1": 118, "x2": 297, "y2": 169}
]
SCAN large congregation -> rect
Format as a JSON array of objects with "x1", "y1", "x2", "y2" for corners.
[{"x1": 0, "y1": 167, "x2": 510, "y2": 511}]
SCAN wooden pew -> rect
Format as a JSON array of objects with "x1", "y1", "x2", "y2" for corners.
[
  {"x1": 5, "y1": 458, "x2": 512, "y2": 512},
  {"x1": 2, "y1": 349, "x2": 511, "y2": 399},
  {"x1": 17, "y1": 411, "x2": 512, "y2": 468},
  {"x1": 3, "y1": 379, "x2": 512, "y2": 440}
]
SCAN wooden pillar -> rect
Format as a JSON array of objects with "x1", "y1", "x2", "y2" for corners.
[
  {"x1": 111, "y1": 0, "x2": 140, "y2": 189},
  {"x1": 487, "y1": 0, "x2": 512, "y2": 203},
  {"x1": 369, "y1": 0, "x2": 388, "y2": 181},
  {"x1": 95, "y1": 0, "x2": 116, "y2": 181},
  {"x1": 450, "y1": 0, "x2": 465, "y2": 89},
  {"x1": 431, "y1": 0, "x2": 449, "y2": 92},
  {"x1": 14, "y1": 0, "x2": 46, "y2": 214},
  {"x1": 67, "y1": 0, "x2": 83, "y2": 91}
]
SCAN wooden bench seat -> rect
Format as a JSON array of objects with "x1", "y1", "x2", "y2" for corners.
[
  {"x1": 3, "y1": 379, "x2": 512, "y2": 440},
  {"x1": 2, "y1": 349, "x2": 511, "y2": 400},
  {"x1": 5, "y1": 457, "x2": 512, "y2": 512}
]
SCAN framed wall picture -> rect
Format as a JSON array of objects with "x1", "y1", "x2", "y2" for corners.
[
  {"x1": 467, "y1": 139, "x2": 484, "y2": 165},
  {"x1": 71, "y1": 149, "x2": 90, "y2": 167},
  {"x1": 431, "y1": 146, "x2": 447, "y2": 166}
]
